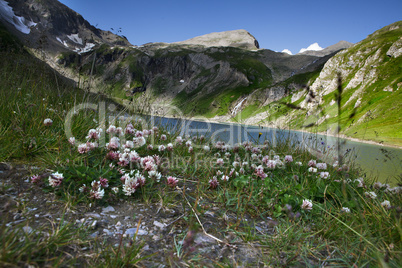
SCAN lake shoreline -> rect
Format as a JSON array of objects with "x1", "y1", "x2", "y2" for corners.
[{"x1": 146, "y1": 113, "x2": 402, "y2": 150}]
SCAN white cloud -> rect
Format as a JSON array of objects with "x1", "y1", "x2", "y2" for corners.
[
  {"x1": 299, "y1": 42, "x2": 323, "y2": 53},
  {"x1": 281, "y1": 49, "x2": 293, "y2": 55}
]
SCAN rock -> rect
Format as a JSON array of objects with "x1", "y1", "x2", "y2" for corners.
[
  {"x1": 85, "y1": 213, "x2": 101, "y2": 218},
  {"x1": 194, "y1": 233, "x2": 216, "y2": 245},
  {"x1": 386, "y1": 38, "x2": 402, "y2": 58},
  {"x1": 153, "y1": 220, "x2": 166, "y2": 229},
  {"x1": 102, "y1": 206, "x2": 115, "y2": 213},
  {"x1": 125, "y1": 227, "x2": 148, "y2": 237}
]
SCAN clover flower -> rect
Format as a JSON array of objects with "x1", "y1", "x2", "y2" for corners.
[
  {"x1": 301, "y1": 199, "x2": 313, "y2": 211},
  {"x1": 232, "y1": 161, "x2": 240, "y2": 168},
  {"x1": 216, "y1": 158, "x2": 224, "y2": 166},
  {"x1": 107, "y1": 137, "x2": 120, "y2": 150},
  {"x1": 167, "y1": 143, "x2": 174, "y2": 151},
  {"x1": 133, "y1": 136, "x2": 146, "y2": 147},
  {"x1": 266, "y1": 160, "x2": 276, "y2": 169},
  {"x1": 221, "y1": 175, "x2": 229, "y2": 182},
  {"x1": 147, "y1": 144, "x2": 154, "y2": 150},
  {"x1": 320, "y1": 172, "x2": 330, "y2": 179},
  {"x1": 308, "y1": 167, "x2": 317, "y2": 173},
  {"x1": 158, "y1": 145, "x2": 166, "y2": 152},
  {"x1": 175, "y1": 136, "x2": 183, "y2": 145},
  {"x1": 308, "y1": 160, "x2": 317, "y2": 167},
  {"x1": 48, "y1": 172, "x2": 63, "y2": 187},
  {"x1": 106, "y1": 125, "x2": 117, "y2": 134},
  {"x1": 364, "y1": 191, "x2": 377, "y2": 199},
  {"x1": 188, "y1": 146, "x2": 193, "y2": 153},
  {"x1": 209, "y1": 177, "x2": 219, "y2": 189},
  {"x1": 99, "y1": 178, "x2": 109, "y2": 188},
  {"x1": 148, "y1": 170, "x2": 162, "y2": 182},
  {"x1": 68, "y1": 137, "x2": 75, "y2": 146},
  {"x1": 167, "y1": 176, "x2": 179, "y2": 187},
  {"x1": 112, "y1": 187, "x2": 119, "y2": 194},
  {"x1": 341, "y1": 207, "x2": 351, "y2": 213},
  {"x1": 31, "y1": 175, "x2": 41, "y2": 184},
  {"x1": 255, "y1": 165, "x2": 267, "y2": 179},
  {"x1": 284, "y1": 155, "x2": 293, "y2": 163},
  {"x1": 185, "y1": 140, "x2": 192, "y2": 147},
  {"x1": 43, "y1": 118, "x2": 53, "y2": 126},
  {"x1": 123, "y1": 171, "x2": 144, "y2": 196},
  {"x1": 203, "y1": 145, "x2": 210, "y2": 152},
  {"x1": 316, "y1": 163, "x2": 327, "y2": 170},
  {"x1": 381, "y1": 200, "x2": 391, "y2": 209},
  {"x1": 124, "y1": 141, "x2": 134, "y2": 149},
  {"x1": 160, "y1": 134, "x2": 167, "y2": 141},
  {"x1": 86, "y1": 129, "x2": 100, "y2": 140}
]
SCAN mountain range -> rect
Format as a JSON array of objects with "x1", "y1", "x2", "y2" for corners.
[{"x1": 1, "y1": 0, "x2": 401, "y2": 146}]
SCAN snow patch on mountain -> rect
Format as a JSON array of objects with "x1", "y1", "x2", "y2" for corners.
[
  {"x1": 56, "y1": 37, "x2": 69, "y2": 48},
  {"x1": 67, "y1": 34, "x2": 83, "y2": 45},
  {"x1": 281, "y1": 49, "x2": 293, "y2": 55},
  {"x1": 74, "y1": 43, "x2": 95, "y2": 54},
  {"x1": 298, "y1": 43, "x2": 323, "y2": 53},
  {"x1": 0, "y1": 0, "x2": 37, "y2": 34}
]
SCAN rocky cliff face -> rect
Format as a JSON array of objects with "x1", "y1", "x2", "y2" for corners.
[
  {"x1": 172, "y1": 29, "x2": 260, "y2": 50},
  {"x1": 0, "y1": 0, "x2": 130, "y2": 55}
]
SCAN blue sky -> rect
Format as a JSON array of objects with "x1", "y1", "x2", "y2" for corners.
[{"x1": 58, "y1": 0, "x2": 401, "y2": 54}]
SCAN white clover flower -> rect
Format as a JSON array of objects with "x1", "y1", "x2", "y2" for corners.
[
  {"x1": 320, "y1": 172, "x2": 330, "y2": 179},
  {"x1": 106, "y1": 125, "x2": 117, "y2": 134},
  {"x1": 90, "y1": 186, "x2": 105, "y2": 200},
  {"x1": 316, "y1": 163, "x2": 327, "y2": 170},
  {"x1": 79, "y1": 184, "x2": 87, "y2": 193},
  {"x1": 43, "y1": 118, "x2": 53, "y2": 126},
  {"x1": 185, "y1": 140, "x2": 192, "y2": 147},
  {"x1": 284, "y1": 155, "x2": 293, "y2": 163},
  {"x1": 68, "y1": 137, "x2": 75, "y2": 146},
  {"x1": 364, "y1": 191, "x2": 377, "y2": 199},
  {"x1": 112, "y1": 187, "x2": 119, "y2": 194},
  {"x1": 158, "y1": 145, "x2": 166, "y2": 152},
  {"x1": 308, "y1": 167, "x2": 317, "y2": 173},
  {"x1": 354, "y1": 178, "x2": 364, "y2": 188},
  {"x1": 133, "y1": 136, "x2": 146, "y2": 147},
  {"x1": 167, "y1": 143, "x2": 174, "y2": 151},
  {"x1": 381, "y1": 200, "x2": 391, "y2": 209},
  {"x1": 301, "y1": 199, "x2": 313, "y2": 211},
  {"x1": 148, "y1": 170, "x2": 162, "y2": 182},
  {"x1": 232, "y1": 161, "x2": 240, "y2": 168},
  {"x1": 295, "y1": 161, "x2": 303, "y2": 166},
  {"x1": 341, "y1": 207, "x2": 351, "y2": 213},
  {"x1": 221, "y1": 175, "x2": 229, "y2": 181},
  {"x1": 203, "y1": 145, "x2": 210, "y2": 152},
  {"x1": 48, "y1": 172, "x2": 63, "y2": 187}
]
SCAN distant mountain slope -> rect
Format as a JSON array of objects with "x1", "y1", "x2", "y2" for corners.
[{"x1": 239, "y1": 21, "x2": 402, "y2": 147}]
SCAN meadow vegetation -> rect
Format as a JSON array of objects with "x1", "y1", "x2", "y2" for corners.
[{"x1": 0, "y1": 24, "x2": 401, "y2": 267}]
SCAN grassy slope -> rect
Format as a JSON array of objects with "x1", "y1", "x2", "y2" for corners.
[
  {"x1": 236, "y1": 22, "x2": 402, "y2": 147},
  {"x1": 0, "y1": 23, "x2": 101, "y2": 162}
]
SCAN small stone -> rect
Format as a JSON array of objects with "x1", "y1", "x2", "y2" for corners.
[
  {"x1": 85, "y1": 213, "x2": 101, "y2": 218},
  {"x1": 194, "y1": 233, "x2": 215, "y2": 245},
  {"x1": 125, "y1": 227, "x2": 148, "y2": 237},
  {"x1": 109, "y1": 215, "x2": 117, "y2": 219},
  {"x1": 153, "y1": 220, "x2": 166, "y2": 229},
  {"x1": 102, "y1": 206, "x2": 115, "y2": 213},
  {"x1": 103, "y1": 229, "x2": 112, "y2": 236}
]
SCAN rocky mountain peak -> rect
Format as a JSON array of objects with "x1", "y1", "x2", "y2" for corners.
[
  {"x1": 0, "y1": 0, "x2": 131, "y2": 54},
  {"x1": 172, "y1": 29, "x2": 260, "y2": 50}
]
